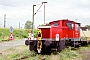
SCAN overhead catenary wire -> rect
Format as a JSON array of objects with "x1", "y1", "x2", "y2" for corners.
[{"x1": 34, "y1": 4, "x2": 43, "y2": 15}]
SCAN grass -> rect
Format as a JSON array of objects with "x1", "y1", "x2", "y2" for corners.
[
  {"x1": 1, "y1": 45, "x2": 90, "y2": 60},
  {"x1": 0, "y1": 46, "x2": 84, "y2": 60},
  {"x1": 60, "y1": 47, "x2": 81, "y2": 60},
  {"x1": 0, "y1": 46, "x2": 33, "y2": 60},
  {"x1": 0, "y1": 28, "x2": 37, "y2": 42},
  {"x1": 0, "y1": 45, "x2": 90, "y2": 60}
]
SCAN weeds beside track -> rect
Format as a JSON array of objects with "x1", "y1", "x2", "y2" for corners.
[{"x1": 0, "y1": 45, "x2": 83, "y2": 60}]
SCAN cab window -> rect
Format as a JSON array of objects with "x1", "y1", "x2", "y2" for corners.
[
  {"x1": 66, "y1": 22, "x2": 74, "y2": 29},
  {"x1": 51, "y1": 23, "x2": 58, "y2": 26},
  {"x1": 75, "y1": 24, "x2": 79, "y2": 31}
]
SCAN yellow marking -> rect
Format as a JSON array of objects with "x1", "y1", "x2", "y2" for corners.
[{"x1": 37, "y1": 29, "x2": 42, "y2": 53}]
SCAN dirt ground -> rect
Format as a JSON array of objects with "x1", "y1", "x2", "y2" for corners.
[{"x1": 79, "y1": 50, "x2": 90, "y2": 60}]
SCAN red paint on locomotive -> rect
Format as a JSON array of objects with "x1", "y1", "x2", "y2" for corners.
[{"x1": 38, "y1": 19, "x2": 80, "y2": 41}]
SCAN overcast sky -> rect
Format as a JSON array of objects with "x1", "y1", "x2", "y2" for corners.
[{"x1": 0, "y1": 0, "x2": 90, "y2": 28}]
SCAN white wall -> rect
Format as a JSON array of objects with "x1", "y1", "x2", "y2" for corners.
[{"x1": 80, "y1": 29, "x2": 90, "y2": 37}]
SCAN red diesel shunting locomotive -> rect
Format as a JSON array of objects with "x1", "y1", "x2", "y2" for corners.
[{"x1": 25, "y1": 19, "x2": 87, "y2": 53}]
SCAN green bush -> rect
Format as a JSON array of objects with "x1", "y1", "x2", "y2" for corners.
[{"x1": 0, "y1": 28, "x2": 37, "y2": 42}]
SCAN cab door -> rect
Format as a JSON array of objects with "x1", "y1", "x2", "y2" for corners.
[
  {"x1": 75, "y1": 23, "x2": 80, "y2": 39},
  {"x1": 66, "y1": 22, "x2": 74, "y2": 38}
]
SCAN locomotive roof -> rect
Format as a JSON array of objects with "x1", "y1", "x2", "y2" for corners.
[{"x1": 49, "y1": 19, "x2": 80, "y2": 24}]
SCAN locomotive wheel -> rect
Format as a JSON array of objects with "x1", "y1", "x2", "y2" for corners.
[
  {"x1": 33, "y1": 45, "x2": 37, "y2": 53},
  {"x1": 57, "y1": 46, "x2": 60, "y2": 52},
  {"x1": 29, "y1": 45, "x2": 34, "y2": 51},
  {"x1": 57, "y1": 42, "x2": 61, "y2": 52}
]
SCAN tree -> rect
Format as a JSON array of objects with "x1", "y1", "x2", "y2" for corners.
[
  {"x1": 24, "y1": 20, "x2": 33, "y2": 29},
  {"x1": 85, "y1": 25, "x2": 90, "y2": 27}
]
